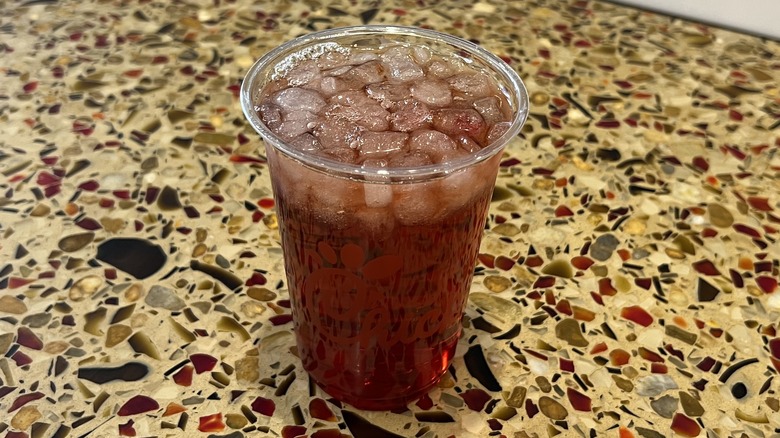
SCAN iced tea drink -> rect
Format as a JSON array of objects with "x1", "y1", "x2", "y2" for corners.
[{"x1": 241, "y1": 26, "x2": 528, "y2": 410}]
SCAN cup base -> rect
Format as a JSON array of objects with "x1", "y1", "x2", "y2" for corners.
[{"x1": 309, "y1": 372, "x2": 444, "y2": 411}]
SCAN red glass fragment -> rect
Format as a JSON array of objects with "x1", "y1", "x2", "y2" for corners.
[
  {"x1": 17, "y1": 327, "x2": 43, "y2": 350},
  {"x1": 571, "y1": 256, "x2": 594, "y2": 270},
  {"x1": 533, "y1": 276, "x2": 555, "y2": 289},
  {"x1": 461, "y1": 388, "x2": 491, "y2": 411},
  {"x1": 494, "y1": 256, "x2": 515, "y2": 271},
  {"x1": 309, "y1": 398, "x2": 336, "y2": 421},
  {"x1": 172, "y1": 365, "x2": 193, "y2": 386},
  {"x1": 198, "y1": 413, "x2": 225, "y2": 432},
  {"x1": 251, "y1": 396, "x2": 276, "y2": 416},
  {"x1": 478, "y1": 253, "x2": 495, "y2": 268},
  {"x1": 671, "y1": 413, "x2": 701, "y2": 437},
  {"x1": 23, "y1": 81, "x2": 38, "y2": 93},
  {"x1": 76, "y1": 218, "x2": 102, "y2": 230},
  {"x1": 145, "y1": 186, "x2": 159, "y2": 204},
  {"x1": 560, "y1": 358, "x2": 575, "y2": 372},
  {"x1": 415, "y1": 393, "x2": 433, "y2": 410},
  {"x1": 733, "y1": 223, "x2": 761, "y2": 238},
  {"x1": 634, "y1": 278, "x2": 652, "y2": 290},
  {"x1": 281, "y1": 425, "x2": 308, "y2": 438},
  {"x1": 567, "y1": 387, "x2": 591, "y2": 411},
  {"x1": 190, "y1": 354, "x2": 217, "y2": 374},
  {"x1": 246, "y1": 272, "x2": 267, "y2": 286},
  {"x1": 118, "y1": 419, "x2": 136, "y2": 437},
  {"x1": 118, "y1": 395, "x2": 159, "y2": 416},
  {"x1": 595, "y1": 119, "x2": 620, "y2": 128},
  {"x1": 757, "y1": 276, "x2": 778, "y2": 293},
  {"x1": 621, "y1": 306, "x2": 653, "y2": 327},
  {"x1": 555, "y1": 205, "x2": 574, "y2": 217},
  {"x1": 9, "y1": 277, "x2": 34, "y2": 289},
  {"x1": 691, "y1": 156, "x2": 709, "y2": 171},
  {"x1": 258, "y1": 198, "x2": 275, "y2": 209},
  {"x1": 598, "y1": 278, "x2": 617, "y2": 296},
  {"x1": 638, "y1": 347, "x2": 664, "y2": 363},
  {"x1": 692, "y1": 259, "x2": 721, "y2": 276},
  {"x1": 696, "y1": 357, "x2": 715, "y2": 372},
  {"x1": 651, "y1": 363, "x2": 668, "y2": 374},
  {"x1": 270, "y1": 314, "x2": 293, "y2": 325},
  {"x1": 590, "y1": 342, "x2": 608, "y2": 355},
  {"x1": 747, "y1": 196, "x2": 773, "y2": 211},
  {"x1": 12, "y1": 351, "x2": 33, "y2": 366},
  {"x1": 163, "y1": 403, "x2": 186, "y2": 416},
  {"x1": 610, "y1": 349, "x2": 630, "y2": 366},
  {"x1": 9, "y1": 392, "x2": 44, "y2": 412},
  {"x1": 701, "y1": 228, "x2": 718, "y2": 238},
  {"x1": 525, "y1": 399, "x2": 539, "y2": 418},
  {"x1": 555, "y1": 299, "x2": 572, "y2": 316},
  {"x1": 590, "y1": 291, "x2": 604, "y2": 306}
]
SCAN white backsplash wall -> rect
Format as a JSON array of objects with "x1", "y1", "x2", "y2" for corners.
[{"x1": 607, "y1": 0, "x2": 779, "y2": 40}]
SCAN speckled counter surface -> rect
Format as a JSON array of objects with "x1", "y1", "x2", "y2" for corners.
[{"x1": 1, "y1": 1, "x2": 779, "y2": 437}]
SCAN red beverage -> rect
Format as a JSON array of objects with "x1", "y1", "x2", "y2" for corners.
[
  {"x1": 270, "y1": 150, "x2": 499, "y2": 409},
  {"x1": 241, "y1": 26, "x2": 528, "y2": 410}
]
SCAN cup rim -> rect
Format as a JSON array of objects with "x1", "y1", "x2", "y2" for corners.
[{"x1": 240, "y1": 25, "x2": 529, "y2": 182}]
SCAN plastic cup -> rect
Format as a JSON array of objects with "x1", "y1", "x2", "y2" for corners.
[{"x1": 241, "y1": 25, "x2": 528, "y2": 410}]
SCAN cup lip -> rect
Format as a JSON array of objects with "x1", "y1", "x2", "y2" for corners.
[{"x1": 240, "y1": 25, "x2": 529, "y2": 182}]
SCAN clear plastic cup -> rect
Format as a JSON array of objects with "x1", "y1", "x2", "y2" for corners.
[{"x1": 241, "y1": 25, "x2": 528, "y2": 410}]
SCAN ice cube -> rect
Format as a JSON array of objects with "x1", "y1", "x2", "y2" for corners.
[
  {"x1": 276, "y1": 119, "x2": 313, "y2": 139},
  {"x1": 319, "y1": 76, "x2": 343, "y2": 96},
  {"x1": 274, "y1": 110, "x2": 318, "y2": 139},
  {"x1": 453, "y1": 134, "x2": 482, "y2": 153},
  {"x1": 312, "y1": 118, "x2": 363, "y2": 149},
  {"x1": 349, "y1": 52, "x2": 380, "y2": 64},
  {"x1": 289, "y1": 133, "x2": 321, "y2": 152},
  {"x1": 341, "y1": 61, "x2": 386, "y2": 85},
  {"x1": 410, "y1": 79, "x2": 452, "y2": 107},
  {"x1": 306, "y1": 176, "x2": 360, "y2": 230},
  {"x1": 286, "y1": 60, "x2": 321, "y2": 87},
  {"x1": 472, "y1": 96, "x2": 505, "y2": 124},
  {"x1": 389, "y1": 99, "x2": 432, "y2": 132},
  {"x1": 327, "y1": 91, "x2": 390, "y2": 131},
  {"x1": 432, "y1": 108, "x2": 487, "y2": 142},
  {"x1": 408, "y1": 129, "x2": 458, "y2": 162},
  {"x1": 381, "y1": 47, "x2": 425, "y2": 82},
  {"x1": 447, "y1": 72, "x2": 493, "y2": 97},
  {"x1": 388, "y1": 150, "x2": 434, "y2": 168},
  {"x1": 366, "y1": 82, "x2": 411, "y2": 104},
  {"x1": 258, "y1": 103, "x2": 283, "y2": 130},
  {"x1": 486, "y1": 122, "x2": 511, "y2": 144},
  {"x1": 273, "y1": 87, "x2": 326, "y2": 113},
  {"x1": 363, "y1": 182, "x2": 393, "y2": 208},
  {"x1": 411, "y1": 46, "x2": 432, "y2": 64},
  {"x1": 320, "y1": 147, "x2": 358, "y2": 164},
  {"x1": 393, "y1": 180, "x2": 442, "y2": 225},
  {"x1": 317, "y1": 51, "x2": 350, "y2": 69},
  {"x1": 356, "y1": 131, "x2": 409, "y2": 157},
  {"x1": 426, "y1": 60, "x2": 458, "y2": 78},
  {"x1": 324, "y1": 65, "x2": 353, "y2": 76}
]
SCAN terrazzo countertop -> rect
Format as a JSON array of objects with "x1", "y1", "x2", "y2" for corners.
[{"x1": 1, "y1": 0, "x2": 779, "y2": 437}]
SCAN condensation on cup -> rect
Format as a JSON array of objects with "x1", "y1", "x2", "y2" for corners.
[{"x1": 241, "y1": 25, "x2": 529, "y2": 410}]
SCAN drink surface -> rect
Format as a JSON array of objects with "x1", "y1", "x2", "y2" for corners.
[
  {"x1": 256, "y1": 40, "x2": 513, "y2": 167},
  {"x1": 256, "y1": 38, "x2": 513, "y2": 409}
]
